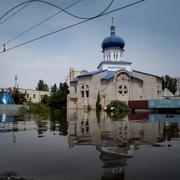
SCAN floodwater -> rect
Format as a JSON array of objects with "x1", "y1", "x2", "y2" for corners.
[{"x1": 0, "y1": 110, "x2": 180, "y2": 180}]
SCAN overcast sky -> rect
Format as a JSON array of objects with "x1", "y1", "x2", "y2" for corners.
[{"x1": 0, "y1": 0, "x2": 180, "y2": 89}]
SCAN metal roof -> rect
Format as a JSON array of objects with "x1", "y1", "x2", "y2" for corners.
[
  {"x1": 132, "y1": 70, "x2": 161, "y2": 79},
  {"x1": 101, "y1": 70, "x2": 143, "y2": 82},
  {"x1": 101, "y1": 71, "x2": 115, "y2": 80},
  {"x1": 77, "y1": 70, "x2": 106, "y2": 78}
]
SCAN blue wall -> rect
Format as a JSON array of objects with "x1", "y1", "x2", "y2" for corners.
[{"x1": 148, "y1": 99, "x2": 180, "y2": 109}]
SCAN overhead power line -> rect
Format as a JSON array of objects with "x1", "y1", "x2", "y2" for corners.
[
  {"x1": 0, "y1": 0, "x2": 145, "y2": 55},
  {"x1": 0, "y1": 0, "x2": 84, "y2": 47},
  {"x1": 0, "y1": 2, "x2": 32, "y2": 25},
  {"x1": 0, "y1": 0, "x2": 113, "y2": 47},
  {"x1": 0, "y1": 0, "x2": 114, "y2": 21}
]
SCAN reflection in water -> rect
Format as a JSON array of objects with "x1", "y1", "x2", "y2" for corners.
[
  {"x1": 0, "y1": 171, "x2": 33, "y2": 180},
  {"x1": 36, "y1": 119, "x2": 48, "y2": 138},
  {"x1": 0, "y1": 111, "x2": 68, "y2": 140},
  {"x1": 50, "y1": 110, "x2": 68, "y2": 136},
  {"x1": 0, "y1": 111, "x2": 180, "y2": 179},
  {"x1": 67, "y1": 109, "x2": 180, "y2": 180}
]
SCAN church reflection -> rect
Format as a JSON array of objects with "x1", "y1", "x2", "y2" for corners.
[
  {"x1": 0, "y1": 110, "x2": 180, "y2": 179},
  {"x1": 67, "y1": 109, "x2": 180, "y2": 180}
]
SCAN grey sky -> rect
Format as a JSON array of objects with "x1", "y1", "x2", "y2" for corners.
[{"x1": 0, "y1": 0, "x2": 180, "y2": 89}]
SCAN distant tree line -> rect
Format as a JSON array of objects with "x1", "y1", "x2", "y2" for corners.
[
  {"x1": 36, "y1": 80, "x2": 49, "y2": 91},
  {"x1": 41, "y1": 82, "x2": 69, "y2": 110},
  {"x1": 7, "y1": 80, "x2": 69, "y2": 110},
  {"x1": 35, "y1": 80, "x2": 69, "y2": 110}
]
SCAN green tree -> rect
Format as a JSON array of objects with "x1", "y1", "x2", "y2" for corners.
[
  {"x1": 51, "y1": 83, "x2": 58, "y2": 93},
  {"x1": 11, "y1": 88, "x2": 26, "y2": 104},
  {"x1": 96, "y1": 91, "x2": 101, "y2": 111},
  {"x1": 162, "y1": 75, "x2": 177, "y2": 94},
  {"x1": 36, "y1": 80, "x2": 49, "y2": 91},
  {"x1": 48, "y1": 82, "x2": 69, "y2": 109},
  {"x1": 41, "y1": 94, "x2": 50, "y2": 106}
]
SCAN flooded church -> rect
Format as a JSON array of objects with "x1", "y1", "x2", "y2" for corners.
[{"x1": 67, "y1": 24, "x2": 162, "y2": 109}]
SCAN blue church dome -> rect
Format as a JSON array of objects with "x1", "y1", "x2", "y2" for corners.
[
  {"x1": 102, "y1": 25, "x2": 125, "y2": 50},
  {"x1": 0, "y1": 92, "x2": 15, "y2": 105}
]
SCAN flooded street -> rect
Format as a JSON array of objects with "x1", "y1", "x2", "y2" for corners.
[{"x1": 0, "y1": 110, "x2": 180, "y2": 180}]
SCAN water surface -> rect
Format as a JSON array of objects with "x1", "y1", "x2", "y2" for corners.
[{"x1": 0, "y1": 111, "x2": 180, "y2": 180}]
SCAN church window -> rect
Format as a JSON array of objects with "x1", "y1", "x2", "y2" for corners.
[
  {"x1": 81, "y1": 83, "x2": 89, "y2": 98},
  {"x1": 81, "y1": 91, "x2": 84, "y2": 98},
  {"x1": 86, "y1": 91, "x2": 89, "y2": 98},
  {"x1": 113, "y1": 52, "x2": 116, "y2": 59},
  {"x1": 74, "y1": 86, "x2": 77, "y2": 94},
  {"x1": 33, "y1": 94, "x2": 36, "y2": 98},
  {"x1": 119, "y1": 85, "x2": 128, "y2": 96},
  {"x1": 109, "y1": 53, "x2": 111, "y2": 59},
  {"x1": 116, "y1": 53, "x2": 118, "y2": 59},
  {"x1": 86, "y1": 126, "x2": 89, "y2": 133}
]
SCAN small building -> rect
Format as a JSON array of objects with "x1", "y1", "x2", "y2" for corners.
[
  {"x1": 18, "y1": 88, "x2": 50, "y2": 103},
  {"x1": 67, "y1": 23, "x2": 162, "y2": 109}
]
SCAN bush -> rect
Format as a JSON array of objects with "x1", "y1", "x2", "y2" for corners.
[
  {"x1": 106, "y1": 100, "x2": 129, "y2": 113},
  {"x1": 106, "y1": 100, "x2": 129, "y2": 121}
]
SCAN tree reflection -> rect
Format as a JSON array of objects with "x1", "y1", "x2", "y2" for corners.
[
  {"x1": 164, "y1": 122, "x2": 179, "y2": 141},
  {"x1": 36, "y1": 119, "x2": 48, "y2": 138},
  {"x1": 50, "y1": 110, "x2": 68, "y2": 136}
]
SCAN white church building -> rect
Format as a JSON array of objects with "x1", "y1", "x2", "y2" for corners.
[{"x1": 67, "y1": 24, "x2": 162, "y2": 109}]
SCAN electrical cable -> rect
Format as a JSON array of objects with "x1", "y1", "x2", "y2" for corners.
[
  {"x1": 0, "y1": 1, "x2": 32, "y2": 25},
  {"x1": 0, "y1": 0, "x2": 84, "y2": 47},
  {"x1": 0, "y1": 0, "x2": 113, "y2": 47},
  {"x1": 0, "y1": 0, "x2": 114, "y2": 21},
  {"x1": 0, "y1": 0, "x2": 145, "y2": 55}
]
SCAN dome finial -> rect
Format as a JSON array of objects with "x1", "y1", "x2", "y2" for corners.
[{"x1": 111, "y1": 17, "x2": 115, "y2": 35}]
